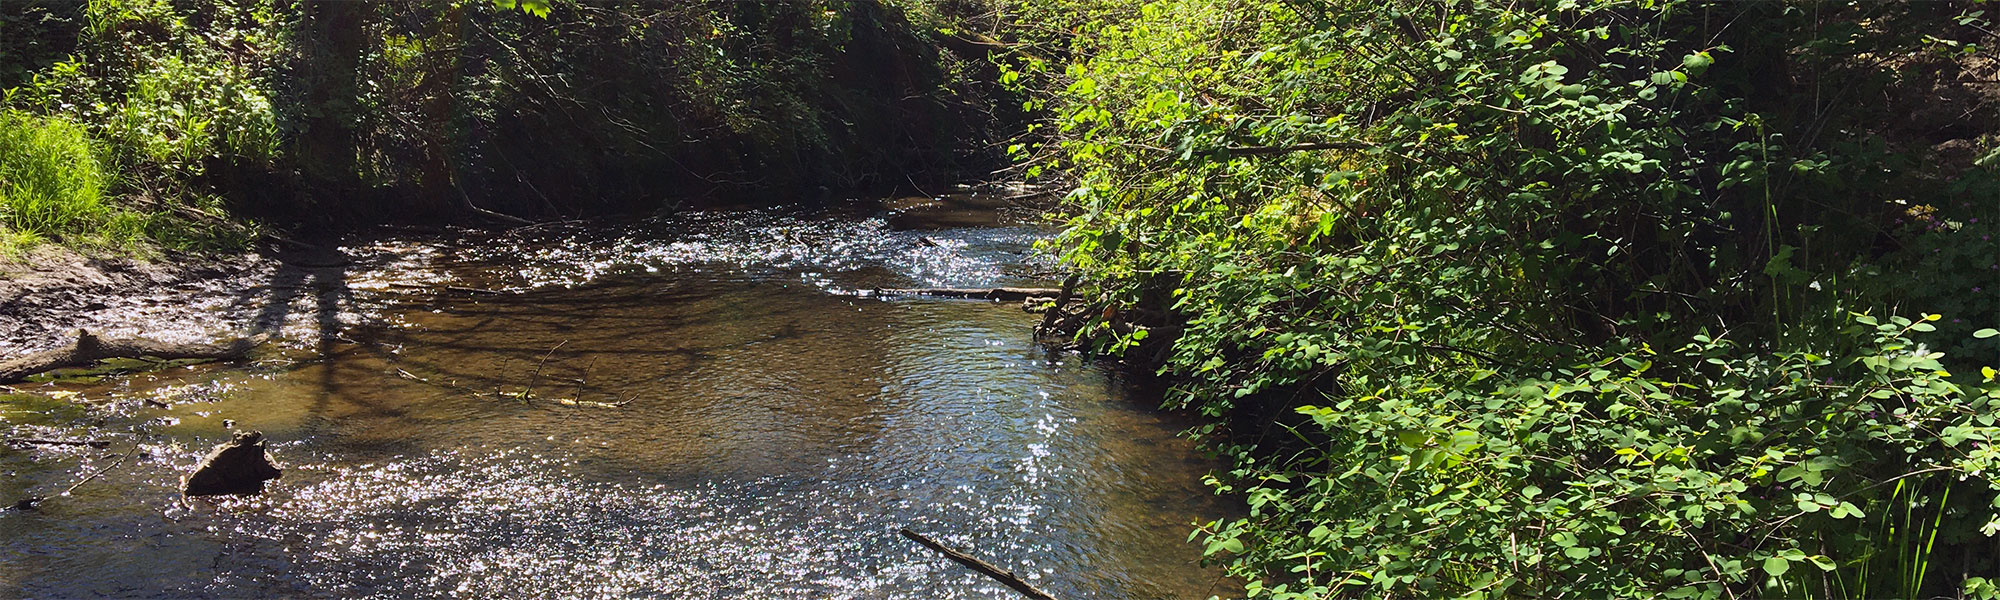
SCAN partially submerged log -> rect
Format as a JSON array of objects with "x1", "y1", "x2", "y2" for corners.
[
  {"x1": 874, "y1": 287, "x2": 1062, "y2": 302},
  {"x1": 183, "y1": 430, "x2": 282, "y2": 496},
  {"x1": 0, "y1": 329, "x2": 269, "y2": 383},
  {"x1": 899, "y1": 528, "x2": 1060, "y2": 600},
  {"x1": 6, "y1": 437, "x2": 110, "y2": 449}
]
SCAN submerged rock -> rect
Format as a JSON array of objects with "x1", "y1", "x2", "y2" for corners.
[{"x1": 182, "y1": 430, "x2": 282, "y2": 496}]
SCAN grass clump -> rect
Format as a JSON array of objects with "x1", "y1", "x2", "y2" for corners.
[
  {"x1": 0, "y1": 108, "x2": 255, "y2": 257},
  {"x1": 0, "y1": 109, "x2": 145, "y2": 253}
]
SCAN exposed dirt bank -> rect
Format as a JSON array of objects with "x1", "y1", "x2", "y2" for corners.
[
  {"x1": 0, "y1": 246, "x2": 278, "y2": 355},
  {"x1": 0, "y1": 242, "x2": 402, "y2": 357}
]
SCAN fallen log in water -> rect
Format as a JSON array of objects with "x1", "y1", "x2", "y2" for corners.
[
  {"x1": 6, "y1": 438, "x2": 111, "y2": 449},
  {"x1": 874, "y1": 287, "x2": 1062, "y2": 301},
  {"x1": 899, "y1": 528, "x2": 1060, "y2": 600},
  {"x1": 0, "y1": 329, "x2": 270, "y2": 383}
]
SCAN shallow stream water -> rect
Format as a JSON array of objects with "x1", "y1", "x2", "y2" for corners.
[{"x1": 0, "y1": 197, "x2": 1236, "y2": 599}]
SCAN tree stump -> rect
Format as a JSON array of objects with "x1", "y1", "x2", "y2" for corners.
[{"x1": 183, "y1": 431, "x2": 282, "y2": 496}]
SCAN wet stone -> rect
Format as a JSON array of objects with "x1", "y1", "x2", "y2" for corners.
[{"x1": 183, "y1": 430, "x2": 282, "y2": 496}]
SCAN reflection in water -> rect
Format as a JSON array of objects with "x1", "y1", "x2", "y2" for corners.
[{"x1": 0, "y1": 204, "x2": 1235, "y2": 599}]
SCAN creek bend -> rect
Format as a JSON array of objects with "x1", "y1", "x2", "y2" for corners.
[{"x1": 0, "y1": 199, "x2": 1235, "y2": 599}]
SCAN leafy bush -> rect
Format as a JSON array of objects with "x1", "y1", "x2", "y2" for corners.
[
  {"x1": 1, "y1": 0, "x2": 295, "y2": 252},
  {"x1": 1002, "y1": 0, "x2": 2000, "y2": 596},
  {"x1": 1203, "y1": 316, "x2": 2000, "y2": 598},
  {"x1": 17, "y1": 0, "x2": 286, "y2": 175},
  {"x1": 105, "y1": 54, "x2": 281, "y2": 172}
]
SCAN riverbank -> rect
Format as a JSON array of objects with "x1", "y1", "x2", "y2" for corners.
[
  {"x1": 0, "y1": 245, "x2": 278, "y2": 355},
  {"x1": 0, "y1": 188, "x2": 1058, "y2": 355}
]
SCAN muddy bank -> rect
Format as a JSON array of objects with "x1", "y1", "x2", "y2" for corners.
[
  {"x1": 0, "y1": 246, "x2": 279, "y2": 355},
  {"x1": 0, "y1": 239, "x2": 444, "y2": 362}
]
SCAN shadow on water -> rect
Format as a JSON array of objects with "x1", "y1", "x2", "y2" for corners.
[
  {"x1": 0, "y1": 205, "x2": 1240, "y2": 599},
  {"x1": 231, "y1": 251, "x2": 416, "y2": 439}
]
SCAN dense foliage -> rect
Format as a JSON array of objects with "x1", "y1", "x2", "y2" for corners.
[
  {"x1": 999, "y1": 0, "x2": 2000, "y2": 597},
  {"x1": 0, "y1": 0, "x2": 1013, "y2": 250}
]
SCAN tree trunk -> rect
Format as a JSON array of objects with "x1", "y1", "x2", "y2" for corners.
[{"x1": 297, "y1": 1, "x2": 368, "y2": 203}]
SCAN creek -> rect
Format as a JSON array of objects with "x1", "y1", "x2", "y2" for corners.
[{"x1": 0, "y1": 197, "x2": 1235, "y2": 599}]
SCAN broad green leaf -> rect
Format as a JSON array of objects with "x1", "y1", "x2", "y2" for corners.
[
  {"x1": 1763, "y1": 556, "x2": 1790, "y2": 577},
  {"x1": 1683, "y1": 51, "x2": 1713, "y2": 70}
]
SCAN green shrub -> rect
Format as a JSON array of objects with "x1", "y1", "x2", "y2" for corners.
[
  {"x1": 107, "y1": 54, "x2": 281, "y2": 173},
  {"x1": 0, "y1": 0, "x2": 277, "y2": 254},
  {"x1": 1006, "y1": 0, "x2": 2000, "y2": 596},
  {"x1": 1202, "y1": 316, "x2": 1999, "y2": 598},
  {"x1": 24, "y1": 0, "x2": 285, "y2": 175}
]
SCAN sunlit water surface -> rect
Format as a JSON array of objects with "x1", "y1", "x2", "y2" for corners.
[{"x1": 0, "y1": 200, "x2": 1236, "y2": 599}]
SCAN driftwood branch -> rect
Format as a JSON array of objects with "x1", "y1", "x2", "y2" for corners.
[
  {"x1": 454, "y1": 179, "x2": 534, "y2": 225},
  {"x1": 63, "y1": 451, "x2": 129, "y2": 496},
  {"x1": 875, "y1": 287, "x2": 1062, "y2": 301},
  {"x1": 899, "y1": 528, "x2": 1060, "y2": 600},
  {"x1": 13, "y1": 450, "x2": 130, "y2": 511},
  {"x1": 0, "y1": 329, "x2": 270, "y2": 383}
]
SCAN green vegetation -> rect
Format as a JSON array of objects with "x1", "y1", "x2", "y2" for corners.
[
  {"x1": 8, "y1": 0, "x2": 2000, "y2": 596},
  {"x1": 1, "y1": 0, "x2": 274, "y2": 254},
  {"x1": 0, "y1": 110, "x2": 126, "y2": 251},
  {"x1": 0, "y1": 0, "x2": 1013, "y2": 253},
  {"x1": 995, "y1": 0, "x2": 2000, "y2": 597}
]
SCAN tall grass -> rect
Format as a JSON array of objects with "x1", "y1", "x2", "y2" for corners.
[
  {"x1": 0, "y1": 109, "x2": 144, "y2": 252},
  {"x1": 1768, "y1": 475, "x2": 1994, "y2": 600}
]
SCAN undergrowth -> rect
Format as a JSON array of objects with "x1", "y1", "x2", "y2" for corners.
[{"x1": 996, "y1": 0, "x2": 2000, "y2": 597}]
